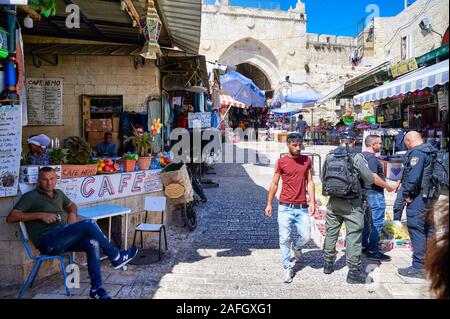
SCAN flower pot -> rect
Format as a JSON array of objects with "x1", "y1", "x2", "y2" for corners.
[
  {"x1": 123, "y1": 160, "x2": 137, "y2": 172},
  {"x1": 138, "y1": 156, "x2": 152, "y2": 170}
]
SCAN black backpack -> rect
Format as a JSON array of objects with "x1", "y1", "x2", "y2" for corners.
[
  {"x1": 322, "y1": 146, "x2": 360, "y2": 199},
  {"x1": 423, "y1": 149, "x2": 449, "y2": 199}
]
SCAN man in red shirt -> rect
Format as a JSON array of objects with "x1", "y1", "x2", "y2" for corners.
[{"x1": 265, "y1": 133, "x2": 315, "y2": 283}]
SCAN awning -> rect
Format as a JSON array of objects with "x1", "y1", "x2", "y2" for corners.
[
  {"x1": 272, "y1": 107, "x2": 301, "y2": 115},
  {"x1": 353, "y1": 59, "x2": 449, "y2": 105},
  {"x1": 158, "y1": 0, "x2": 202, "y2": 54},
  {"x1": 284, "y1": 88, "x2": 322, "y2": 104},
  {"x1": 317, "y1": 83, "x2": 345, "y2": 103},
  {"x1": 220, "y1": 94, "x2": 247, "y2": 109}
]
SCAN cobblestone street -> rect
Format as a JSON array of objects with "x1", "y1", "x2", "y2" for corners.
[{"x1": 0, "y1": 143, "x2": 432, "y2": 299}]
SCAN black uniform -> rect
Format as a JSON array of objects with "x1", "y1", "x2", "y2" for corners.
[{"x1": 400, "y1": 143, "x2": 435, "y2": 270}]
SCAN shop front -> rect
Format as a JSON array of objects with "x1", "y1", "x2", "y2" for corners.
[
  {"x1": 353, "y1": 58, "x2": 449, "y2": 180},
  {"x1": 0, "y1": 1, "x2": 203, "y2": 288}
]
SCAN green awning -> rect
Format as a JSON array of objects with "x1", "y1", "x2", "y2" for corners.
[{"x1": 416, "y1": 44, "x2": 449, "y2": 66}]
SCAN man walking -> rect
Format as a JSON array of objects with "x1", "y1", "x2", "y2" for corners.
[
  {"x1": 362, "y1": 135, "x2": 398, "y2": 261},
  {"x1": 321, "y1": 131, "x2": 395, "y2": 284},
  {"x1": 296, "y1": 114, "x2": 309, "y2": 139},
  {"x1": 6, "y1": 167, "x2": 138, "y2": 299},
  {"x1": 397, "y1": 131, "x2": 436, "y2": 279},
  {"x1": 265, "y1": 133, "x2": 315, "y2": 283}
]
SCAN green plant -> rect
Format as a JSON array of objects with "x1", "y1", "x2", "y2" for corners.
[
  {"x1": 65, "y1": 136, "x2": 95, "y2": 165},
  {"x1": 122, "y1": 152, "x2": 138, "y2": 161},
  {"x1": 29, "y1": 0, "x2": 57, "y2": 17},
  {"x1": 50, "y1": 148, "x2": 65, "y2": 165},
  {"x1": 124, "y1": 126, "x2": 154, "y2": 157}
]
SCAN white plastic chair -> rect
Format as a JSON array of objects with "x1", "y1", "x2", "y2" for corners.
[{"x1": 133, "y1": 196, "x2": 168, "y2": 260}]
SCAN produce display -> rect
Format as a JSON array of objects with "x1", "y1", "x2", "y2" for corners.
[{"x1": 97, "y1": 158, "x2": 119, "y2": 173}]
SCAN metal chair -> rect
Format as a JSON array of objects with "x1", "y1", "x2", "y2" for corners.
[
  {"x1": 133, "y1": 196, "x2": 168, "y2": 260},
  {"x1": 17, "y1": 222, "x2": 74, "y2": 299}
]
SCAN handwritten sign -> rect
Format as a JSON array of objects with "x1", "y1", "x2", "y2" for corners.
[
  {"x1": 188, "y1": 112, "x2": 211, "y2": 128},
  {"x1": 26, "y1": 78, "x2": 63, "y2": 125},
  {"x1": 0, "y1": 104, "x2": 22, "y2": 197},
  {"x1": 20, "y1": 170, "x2": 163, "y2": 205}
]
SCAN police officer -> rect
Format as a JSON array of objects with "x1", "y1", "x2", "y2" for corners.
[
  {"x1": 397, "y1": 131, "x2": 435, "y2": 279},
  {"x1": 321, "y1": 131, "x2": 395, "y2": 284}
]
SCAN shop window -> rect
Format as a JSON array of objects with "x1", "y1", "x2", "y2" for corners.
[
  {"x1": 401, "y1": 35, "x2": 413, "y2": 60},
  {"x1": 81, "y1": 95, "x2": 123, "y2": 154}
]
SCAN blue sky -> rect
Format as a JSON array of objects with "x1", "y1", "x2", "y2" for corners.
[{"x1": 229, "y1": 0, "x2": 415, "y2": 36}]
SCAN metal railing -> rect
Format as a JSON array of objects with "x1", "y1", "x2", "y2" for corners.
[{"x1": 203, "y1": 0, "x2": 281, "y2": 10}]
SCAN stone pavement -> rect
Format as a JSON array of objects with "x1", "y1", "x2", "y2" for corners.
[{"x1": 0, "y1": 142, "x2": 433, "y2": 299}]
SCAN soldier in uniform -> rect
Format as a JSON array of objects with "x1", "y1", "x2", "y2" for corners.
[
  {"x1": 397, "y1": 131, "x2": 436, "y2": 279},
  {"x1": 321, "y1": 131, "x2": 395, "y2": 284}
]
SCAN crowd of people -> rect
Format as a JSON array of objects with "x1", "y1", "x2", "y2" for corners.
[{"x1": 265, "y1": 130, "x2": 448, "y2": 297}]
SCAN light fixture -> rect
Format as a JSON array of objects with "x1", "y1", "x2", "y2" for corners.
[
  {"x1": 419, "y1": 17, "x2": 444, "y2": 39},
  {"x1": 24, "y1": 15, "x2": 34, "y2": 29},
  {"x1": 419, "y1": 18, "x2": 432, "y2": 31},
  {"x1": 139, "y1": 0, "x2": 162, "y2": 60}
]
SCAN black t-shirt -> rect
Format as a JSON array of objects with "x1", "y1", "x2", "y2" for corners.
[{"x1": 362, "y1": 151, "x2": 385, "y2": 194}]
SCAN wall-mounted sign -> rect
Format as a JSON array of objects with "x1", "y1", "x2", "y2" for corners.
[
  {"x1": 390, "y1": 58, "x2": 418, "y2": 78},
  {"x1": 188, "y1": 112, "x2": 211, "y2": 128},
  {"x1": 438, "y1": 92, "x2": 448, "y2": 111},
  {"x1": 19, "y1": 170, "x2": 163, "y2": 205},
  {"x1": 26, "y1": 78, "x2": 63, "y2": 125},
  {"x1": 0, "y1": 104, "x2": 21, "y2": 197}
]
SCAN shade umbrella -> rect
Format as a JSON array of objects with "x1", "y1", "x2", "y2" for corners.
[
  {"x1": 220, "y1": 70, "x2": 265, "y2": 107},
  {"x1": 285, "y1": 88, "x2": 323, "y2": 104}
]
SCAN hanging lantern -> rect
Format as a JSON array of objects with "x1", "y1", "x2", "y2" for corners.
[{"x1": 139, "y1": 0, "x2": 162, "y2": 60}]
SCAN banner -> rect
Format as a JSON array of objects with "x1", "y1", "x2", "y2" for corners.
[
  {"x1": 20, "y1": 170, "x2": 163, "y2": 205},
  {"x1": 0, "y1": 104, "x2": 22, "y2": 197}
]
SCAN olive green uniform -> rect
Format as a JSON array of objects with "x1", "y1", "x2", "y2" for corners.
[{"x1": 321, "y1": 152, "x2": 375, "y2": 271}]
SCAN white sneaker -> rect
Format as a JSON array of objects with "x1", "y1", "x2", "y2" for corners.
[
  {"x1": 283, "y1": 268, "x2": 294, "y2": 283},
  {"x1": 292, "y1": 245, "x2": 303, "y2": 261}
]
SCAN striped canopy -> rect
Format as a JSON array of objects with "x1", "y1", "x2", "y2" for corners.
[
  {"x1": 220, "y1": 94, "x2": 247, "y2": 109},
  {"x1": 353, "y1": 59, "x2": 449, "y2": 105}
]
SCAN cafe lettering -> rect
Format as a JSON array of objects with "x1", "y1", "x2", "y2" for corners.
[{"x1": 56, "y1": 170, "x2": 163, "y2": 205}]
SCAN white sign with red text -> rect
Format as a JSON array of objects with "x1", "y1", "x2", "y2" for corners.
[{"x1": 19, "y1": 170, "x2": 163, "y2": 205}]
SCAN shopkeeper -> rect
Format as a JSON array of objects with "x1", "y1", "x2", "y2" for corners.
[
  {"x1": 27, "y1": 134, "x2": 51, "y2": 165},
  {"x1": 96, "y1": 132, "x2": 118, "y2": 157},
  {"x1": 123, "y1": 125, "x2": 144, "y2": 154}
]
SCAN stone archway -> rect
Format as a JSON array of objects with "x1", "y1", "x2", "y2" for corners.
[{"x1": 218, "y1": 37, "x2": 281, "y2": 89}]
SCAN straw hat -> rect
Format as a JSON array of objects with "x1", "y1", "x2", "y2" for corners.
[{"x1": 164, "y1": 183, "x2": 185, "y2": 199}]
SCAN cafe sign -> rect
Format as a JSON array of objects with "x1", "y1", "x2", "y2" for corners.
[
  {"x1": 20, "y1": 170, "x2": 163, "y2": 205},
  {"x1": 390, "y1": 58, "x2": 418, "y2": 78}
]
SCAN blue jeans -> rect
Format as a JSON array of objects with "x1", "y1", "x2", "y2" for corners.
[
  {"x1": 362, "y1": 192, "x2": 386, "y2": 254},
  {"x1": 39, "y1": 219, "x2": 120, "y2": 291},
  {"x1": 277, "y1": 205, "x2": 310, "y2": 269}
]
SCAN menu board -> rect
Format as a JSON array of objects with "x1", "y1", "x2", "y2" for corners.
[
  {"x1": 26, "y1": 78, "x2": 63, "y2": 125},
  {"x1": 0, "y1": 104, "x2": 22, "y2": 197}
]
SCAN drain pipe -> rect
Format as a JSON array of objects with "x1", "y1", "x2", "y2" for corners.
[{"x1": 1, "y1": 5, "x2": 19, "y2": 102}]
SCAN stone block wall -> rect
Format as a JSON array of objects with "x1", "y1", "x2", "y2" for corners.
[
  {"x1": 22, "y1": 48, "x2": 160, "y2": 141},
  {"x1": 0, "y1": 191, "x2": 173, "y2": 288},
  {"x1": 371, "y1": 0, "x2": 449, "y2": 65}
]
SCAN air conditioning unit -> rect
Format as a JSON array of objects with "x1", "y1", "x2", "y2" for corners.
[{"x1": 162, "y1": 74, "x2": 189, "y2": 91}]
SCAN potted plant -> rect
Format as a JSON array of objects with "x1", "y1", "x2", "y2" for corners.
[
  {"x1": 50, "y1": 148, "x2": 65, "y2": 165},
  {"x1": 124, "y1": 120, "x2": 162, "y2": 170},
  {"x1": 122, "y1": 153, "x2": 138, "y2": 172},
  {"x1": 61, "y1": 136, "x2": 98, "y2": 178}
]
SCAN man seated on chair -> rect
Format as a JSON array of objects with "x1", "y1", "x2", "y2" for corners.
[{"x1": 6, "y1": 167, "x2": 138, "y2": 299}]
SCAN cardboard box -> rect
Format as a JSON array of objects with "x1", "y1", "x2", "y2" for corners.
[
  {"x1": 112, "y1": 117, "x2": 120, "y2": 132},
  {"x1": 85, "y1": 119, "x2": 113, "y2": 132},
  {"x1": 88, "y1": 132, "x2": 120, "y2": 150}
]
